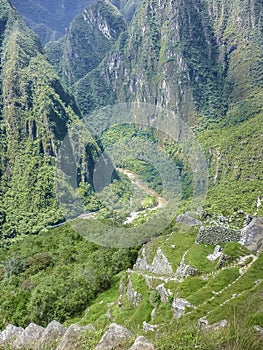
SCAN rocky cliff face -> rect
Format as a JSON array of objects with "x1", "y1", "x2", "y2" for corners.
[
  {"x1": 74, "y1": 0, "x2": 216, "y2": 117},
  {"x1": 73, "y1": 0, "x2": 262, "y2": 124},
  {"x1": 59, "y1": 0, "x2": 126, "y2": 86}
]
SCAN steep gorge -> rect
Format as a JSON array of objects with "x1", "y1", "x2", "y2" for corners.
[{"x1": 0, "y1": 0, "x2": 102, "y2": 239}]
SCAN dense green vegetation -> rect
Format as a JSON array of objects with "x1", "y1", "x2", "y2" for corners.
[
  {"x1": 60, "y1": 0, "x2": 126, "y2": 86},
  {"x1": 0, "y1": 224, "x2": 138, "y2": 328},
  {"x1": 10, "y1": 0, "x2": 93, "y2": 44},
  {"x1": 0, "y1": 0, "x2": 103, "y2": 238}
]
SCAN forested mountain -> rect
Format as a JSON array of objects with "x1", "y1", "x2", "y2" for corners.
[
  {"x1": 0, "y1": 0, "x2": 102, "y2": 238},
  {"x1": 46, "y1": 0, "x2": 127, "y2": 86},
  {"x1": 74, "y1": 0, "x2": 263, "y2": 119},
  {"x1": 9, "y1": 0, "x2": 92, "y2": 44},
  {"x1": 9, "y1": 0, "x2": 140, "y2": 44},
  {"x1": 0, "y1": 0, "x2": 263, "y2": 349},
  {"x1": 66, "y1": 0, "x2": 263, "y2": 216}
]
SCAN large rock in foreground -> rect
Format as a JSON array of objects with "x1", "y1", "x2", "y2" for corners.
[
  {"x1": 130, "y1": 336, "x2": 155, "y2": 350},
  {"x1": 95, "y1": 323, "x2": 132, "y2": 350},
  {"x1": 13, "y1": 323, "x2": 45, "y2": 349},
  {"x1": 239, "y1": 217, "x2": 263, "y2": 252},
  {"x1": 35, "y1": 320, "x2": 66, "y2": 349},
  {"x1": 56, "y1": 324, "x2": 94, "y2": 350},
  {"x1": 0, "y1": 324, "x2": 24, "y2": 348}
]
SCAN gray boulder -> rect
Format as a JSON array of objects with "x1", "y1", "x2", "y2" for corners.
[
  {"x1": 56, "y1": 324, "x2": 94, "y2": 350},
  {"x1": 176, "y1": 253, "x2": 199, "y2": 279},
  {"x1": 240, "y1": 217, "x2": 263, "y2": 252},
  {"x1": 95, "y1": 323, "x2": 132, "y2": 350},
  {"x1": 0, "y1": 324, "x2": 24, "y2": 348},
  {"x1": 134, "y1": 247, "x2": 174, "y2": 276},
  {"x1": 254, "y1": 325, "x2": 263, "y2": 339},
  {"x1": 150, "y1": 248, "x2": 174, "y2": 276},
  {"x1": 172, "y1": 298, "x2": 195, "y2": 319},
  {"x1": 142, "y1": 322, "x2": 158, "y2": 332},
  {"x1": 198, "y1": 317, "x2": 228, "y2": 331},
  {"x1": 35, "y1": 320, "x2": 66, "y2": 349},
  {"x1": 155, "y1": 284, "x2": 172, "y2": 303},
  {"x1": 176, "y1": 213, "x2": 202, "y2": 226},
  {"x1": 207, "y1": 245, "x2": 222, "y2": 261},
  {"x1": 13, "y1": 323, "x2": 45, "y2": 349},
  {"x1": 130, "y1": 336, "x2": 155, "y2": 350},
  {"x1": 126, "y1": 278, "x2": 142, "y2": 307}
]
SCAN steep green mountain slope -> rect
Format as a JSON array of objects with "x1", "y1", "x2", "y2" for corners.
[
  {"x1": 44, "y1": 0, "x2": 141, "y2": 89},
  {"x1": 74, "y1": 0, "x2": 225, "y2": 117},
  {"x1": 72, "y1": 0, "x2": 263, "y2": 216},
  {"x1": 10, "y1": 0, "x2": 92, "y2": 44},
  {"x1": 75, "y1": 0, "x2": 262, "y2": 118},
  {"x1": 59, "y1": 0, "x2": 126, "y2": 86},
  {"x1": 0, "y1": 0, "x2": 102, "y2": 239}
]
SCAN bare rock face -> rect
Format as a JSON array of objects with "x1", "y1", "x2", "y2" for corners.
[
  {"x1": 56, "y1": 324, "x2": 95, "y2": 350},
  {"x1": 134, "y1": 247, "x2": 174, "y2": 276},
  {"x1": 198, "y1": 317, "x2": 228, "y2": 331},
  {"x1": 126, "y1": 278, "x2": 142, "y2": 307},
  {"x1": 239, "y1": 217, "x2": 263, "y2": 252},
  {"x1": 172, "y1": 298, "x2": 195, "y2": 319},
  {"x1": 0, "y1": 324, "x2": 24, "y2": 348},
  {"x1": 35, "y1": 320, "x2": 66, "y2": 350},
  {"x1": 130, "y1": 336, "x2": 155, "y2": 350},
  {"x1": 176, "y1": 253, "x2": 199, "y2": 279},
  {"x1": 151, "y1": 248, "x2": 174, "y2": 276},
  {"x1": 13, "y1": 323, "x2": 45, "y2": 349},
  {"x1": 156, "y1": 284, "x2": 173, "y2": 303},
  {"x1": 207, "y1": 245, "x2": 223, "y2": 261},
  {"x1": 95, "y1": 323, "x2": 132, "y2": 350},
  {"x1": 176, "y1": 213, "x2": 202, "y2": 226}
]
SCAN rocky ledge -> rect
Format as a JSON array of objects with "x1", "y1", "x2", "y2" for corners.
[{"x1": 0, "y1": 322, "x2": 155, "y2": 350}]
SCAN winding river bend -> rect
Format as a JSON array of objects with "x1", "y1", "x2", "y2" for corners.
[
  {"x1": 48, "y1": 168, "x2": 167, "y2": 228},
  {"x1": 117, "y1": 168, "x2": 167, "y2": 224}
]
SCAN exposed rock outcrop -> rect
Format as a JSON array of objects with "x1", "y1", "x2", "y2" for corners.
[
  {"x1": 239, "y1": 217, "x2": 263, "y2": 252},
  {"x1": 95, "y1": 323, "x2": 132, "y2": 350},
  {"x1": 130, "y1": 336, "x2": 155, "y2": 350},
  {"x1": 35, "y1": 320, "x2": 66, "y2": 349},
  {"x1": 13, "y1": 323, "x2": 45, "y2": 349},
  {"x1": 172, "y1": 298, "x2": 195, "y2": 319},
  {"x1": 156, "y1": 284, "x2": 173, "y2": 303},
  {"x1": 57, "y1": 324, "x2": 95, "y2": 350},
  {"x1": 207, "y1": 245, "x2": 223, "y2": 261},
  {"x1": 134, "y1": 247, "x2": 174, "y2": 276},
  {"x1": 126, "y1": 278, "x2": 142, "y2": 307},
  {"x1": 176, "y1": 213, "x2": 202, "y2": 226},
  {"x1": 142, "y1": 322, "x2": 158, "y2": 332},
  {"x1": 198, "y1": 317, "x2": 228, "y2": 331},
  {"x1": 0, "y1": 324, "x2": 24, "y2": 348},
  {"x1": 176, "y1": 253, "x2": 199, "y2": 279},
  {"x1": 254, "y1": 325, "x2": 263, "y2": 339}
]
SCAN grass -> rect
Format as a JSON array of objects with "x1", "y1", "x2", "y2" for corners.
[
  {"x1": 187, "y1": 267, "x2": 240, "y2": 306},
  {"x1": 184, "y1": 243, "x2": 217, "y2": 273},
  {"x1": 160, "y1": 225, "x2": 197, "y2": 271}
]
